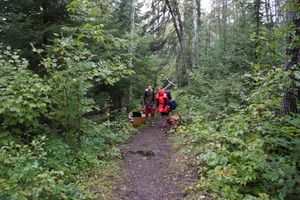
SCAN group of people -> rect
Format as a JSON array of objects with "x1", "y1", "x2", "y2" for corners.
[{"x1": 143, "y1": 85, "x2": 176, "y2": 128}]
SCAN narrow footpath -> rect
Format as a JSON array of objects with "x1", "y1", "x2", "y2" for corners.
[{"x1": 112, "y1": 124, "x2": 184, "y2": 200}]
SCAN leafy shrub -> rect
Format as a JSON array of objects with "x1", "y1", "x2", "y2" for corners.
[
  {"x1": 0, "y1": 118, "x2": 134, "y2": 200},
  {"x1": 0, "y1": 136, "x2": 92, "y2": 200},
  {"x1": 40, "y1": 36, "x2": 133, "y2": 141},
  {"x1": 176, "y1": 68, "x2": 300, "y2": 199},
  {"x1": 0, "y1": 47, "x2": 50, "y2": 135}
]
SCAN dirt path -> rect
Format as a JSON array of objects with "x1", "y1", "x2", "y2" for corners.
[{"x1": 112, "y1": 125, "x2": 184, "y2": 200}]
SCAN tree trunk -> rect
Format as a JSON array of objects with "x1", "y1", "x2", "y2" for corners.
[
  {"x1": 129, "y1": 0, "x2": 135, "y2": 102},
  {"x1": 265, "y1": 0, "x2": 274, "y2": 28},
  {"x1": 205, "y1": 22, "x2": 211, "y2": 56},
  {"x1": 222, "y1": 0, "x2": 228, "y2": 51},
  {"x1": 274, "y1": 0, "x2": 282, "y2": 24},
  {"x1": 196, "y1": 0, "x2": 201, "y2": 27},
  {"x1": 269, "y1": 0, "x2": 274, "y2": 27},
  {"x1": 41, "y1": 0, "x2": 50, "y2": 45},
  {"x1": 265, "y1": 0, "x2": 270, "y2": 25},
  {"x1": 282, "y1": 0, "x2": 300, "y2": 114},
  {"x1": 192, "y1": 0, "x2": 198, "y2": 69},
  {"x1": 165, "y1": 0, "x2": 190, "y2": 85},
  {"x1": 151, "y1": 0, "x2": 160, "y2": 32},
  {"x1": 130, "y1": 0, "x2": 135, "y2": 65},
  {"x1": 241, "y1": 0, "x2": 246, "y2": 18},
  {"x1": 152, "y1": 0, "x2": 156, "y2": 31},
  {"x1": 255, "y1": 0, "x2": 261, "y2": 60},
  {"x1": 175, "y1": 49, "x2": 181, "y2": 87}
]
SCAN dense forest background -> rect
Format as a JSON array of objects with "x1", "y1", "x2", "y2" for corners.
[{"x1": 0, "y1": 0, "x2": 299, "y2": 199}]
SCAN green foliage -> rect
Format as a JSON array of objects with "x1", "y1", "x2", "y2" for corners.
[
  {"x1": 0, "y1": 1, "x2": 138, "y2": 198},
  {"x1": 0, "y1": 0, "x2": 71, "y2": 69},
  {"x1": 0, "y1": 43, "x2": 134, "y2": 198},
  {"x1": 0, "y1": 47, "x2": 50, "y2": 134},
  {"x1": 0, "y1": 119, "x2": 133, "y2": 200},
  {"x1": 172, "y1": 1, "x2": 300, "y2": 198},
  {"x1": 42, "y1": 35, "x2": 132, "y2": 137},
  {"x1": 176, "y1": 67, "x2": 300, "y2": 199},
  {"x1": 3, "y1": 0, "x2": 298, "y2": 199},
  {"x1": 0, "y1": 136, "x2": 89, "y2": 200}
]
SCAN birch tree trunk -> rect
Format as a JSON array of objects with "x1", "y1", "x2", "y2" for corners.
[
  {"x1": 129, "y1": 0, "x2": 135, "y2": 102},
  {"x1": 192, "y1": 0, "x2": 198, "y2": 69},
  {"x1": 130, "y1": 0, "x2": 135, "y2": 66},
  {"x1": 222, "y1": 0, "x2": 228, "y2": 51},
  {"x1": 255, "y1": 0, "x2": 261, "y2": 60}
]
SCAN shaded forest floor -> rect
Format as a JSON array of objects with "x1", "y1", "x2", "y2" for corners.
[{"x1": 111, "y1": 123, "x2": 199, "y2": 200}]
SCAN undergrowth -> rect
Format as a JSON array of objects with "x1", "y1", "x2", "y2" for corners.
[
  {"x1": 0, "y1": 120, "x2": 134, "y2": 200},
  {"x1": 0, "y1": 46, "x2": 135, "y2": 199},
  {"x1": 172, "y1": 68, "x2": 300, "y2": 200}
]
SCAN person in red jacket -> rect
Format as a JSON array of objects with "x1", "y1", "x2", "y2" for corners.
[{"x1": 156, "y1": 88, "x2": 169, "y2": 128}]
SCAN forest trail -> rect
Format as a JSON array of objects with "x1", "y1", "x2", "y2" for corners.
[{"x1": 112, "y1": 124, "x2": 184, "y2": 200}]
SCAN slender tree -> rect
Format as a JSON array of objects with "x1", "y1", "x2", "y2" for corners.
[
  {"x1": 129, "y1": 0, "x2": 136, "y2": 102},
  {"x1": 222, "y1": 0, "x2": 228, "y2": 51},
  {"x1": 196, "y1": 0, "x2": 201, "y2": 27},
  {"x1": 255, "y1": 0, "x2": 261, "y2": 60},
  {"x1": 165, "y1": 0, "x2": 190, "y2": 85},
  {"x1": 192, "y1": 0, "x2": 198, "y2": 69},
  {"x1": 274, "y1": 0, "x2": 283, "y2": 24},
  {"x1": 282, "y1": 0, "x2": 300, "y2": 114}
]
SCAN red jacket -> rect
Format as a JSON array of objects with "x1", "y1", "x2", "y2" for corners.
[{"x1": 156, "y1": 89, "x2": 169, "y2": 113}]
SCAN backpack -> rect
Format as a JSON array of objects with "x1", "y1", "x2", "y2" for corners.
[{"x1": 168, "y1": 99, "x2": 177, "y2": 111}]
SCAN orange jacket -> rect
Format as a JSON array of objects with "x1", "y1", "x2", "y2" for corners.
[{"x1": 156, "y1": 89, "x2": 169, "y2": 113}]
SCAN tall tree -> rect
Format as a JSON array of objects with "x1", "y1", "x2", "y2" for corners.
[
  {"x1": 165, "y1": 0, "x2": 190, "y2": 85},
  {"x1": 129, "y1": 0, "x2": 136, "y2": 101},
  {"x1": 274, "y1": 0, "x2": 283, "y2": 24},
  {"x1": 192, "y1": 0, "x2": 198, "y2": 69},
  {"x1": 222, "y1": 0, "x2": 228, "y2": 51},
  {"x1": 196, "y1": 0, "x2": 202, "y2": 26},
  {"x1": 282, "y1": 0, "x2": 300, "y2": 114},
  {"x1": 254, "y1": 0, "x2": 261, "y2": 60}
]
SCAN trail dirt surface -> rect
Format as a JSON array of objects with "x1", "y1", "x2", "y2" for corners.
[{"x1": 112, "y1": 125, "x2": 184, "y2": 200}]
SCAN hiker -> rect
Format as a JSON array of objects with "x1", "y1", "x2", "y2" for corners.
[
  {"x1": 143, "y1": 85, "x2": 156, "y2": 126},
  {"x1": 156, "y1": 88, "x2": 169, "y2": 128}
]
